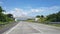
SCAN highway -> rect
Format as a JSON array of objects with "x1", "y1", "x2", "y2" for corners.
[{"x1": 2, "y1": 21, "x2": 60, "y2": 34}]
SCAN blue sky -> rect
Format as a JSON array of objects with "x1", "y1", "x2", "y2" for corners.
[{"x1": 0, "y1": 0, "x2": 60, "y2": 17}]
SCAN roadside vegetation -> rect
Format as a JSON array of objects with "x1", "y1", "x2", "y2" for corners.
[
  {"x1": 26, "y1": 19, "x2": 35, "y2": 22},
  {"x1": 27, "y1": 11, "x2": 60, "y2": 27},
  {"x1": 0, "y1": 6, "x2": 15, "y2": 27},
  {"x1": 37, "y1": 11, "x2": 60, "y2": 27}
]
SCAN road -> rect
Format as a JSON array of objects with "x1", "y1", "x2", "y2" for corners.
[{"x1": 2, "y1": 21, "x2": 60, "y2": 34}]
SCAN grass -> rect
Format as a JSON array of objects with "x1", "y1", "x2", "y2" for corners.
[
  {"x1": 47, "y1": 24, "x2": 60, "y2": 27},
  {"x1": 26, "y1": 20, "x2": 35, "y2": 22},
  {"x1": 0, "y1": 21, "x2": 15, "y2": 29},
  {"x1": 41, "y1": 23, "x2": 60, "y2": 27},
  {"x1": 0, "y1": 22, "x2": 7, "y2": 29},
  {"x1": 26, "y1": 20, "x2": 60, "y2": 27}
]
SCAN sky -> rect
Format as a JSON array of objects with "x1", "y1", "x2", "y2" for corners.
[{"x1": 0, "y1": 0, "x2": 60, "y2": 18}]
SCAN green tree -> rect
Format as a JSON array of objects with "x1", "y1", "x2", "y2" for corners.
[
  {"x1": 46, "y1": 11, "x2": 60, "y2": 22},
  {"x1": 0, "y1": 6, "x2": 5, "y2": 13},
  {"x1": 0, "y1": 6, "x2": 14, "y2": 22},
  {"x1": 36, "y1": 15, "x2": 40, "y2": 18},
  {"x1": 41, "y1": 15, "x2": 44, "y2": 18},
  {"x1": 0, "y1": 6, "x2": 3, "y2": 12},
  {"x1": 7, "y1": 14, "x2": 13, "y2": 18}
]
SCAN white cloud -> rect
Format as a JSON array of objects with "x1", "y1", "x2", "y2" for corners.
[
  {"x1": 5, "y1": 6, "x2": 60, "y2": 18},
  {"x1": 31, "y1": 9, "x2": 39, "y2": 12},
  {"x1": 30, "y1": 6, "x2": 60, "y2": 13},
  {"x1": 5, "y1": 8, "x2": 28, "y2": 18}
]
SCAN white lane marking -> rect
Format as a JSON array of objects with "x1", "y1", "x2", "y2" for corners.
[
  {"x1": 3, "y1": 22, "x2": 20, "y2": 34},
  {"x1": 27, "y1": 23, "x2": 42, "y2": 33}
]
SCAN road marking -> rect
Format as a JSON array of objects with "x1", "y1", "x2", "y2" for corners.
[{"x1": 3, "y1": 22, "x2": 20, "y2": 34}]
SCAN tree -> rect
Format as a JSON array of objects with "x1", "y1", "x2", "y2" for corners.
[
  {"x1": 6, "y1": 14, "x2": 15, "y2": 20},
  {"x1": 0, "y1": 6, "x2": 14, "y2": 22},
  {"x1": 0, "y1": 6, "x2": 5, "y2": 13},
  {"x1": 7, "y1": 14, "x2": 13, "y2": 18},
  {"x1": 36, "y1": 15, "x2": 40, "y2": 18},
  {"x1": 0, "y1": 6, "x2": 2, "y2": 12},
  {"x1": 41, "y1": 15, "x2": 44, "y2": 18},
  {"x1": 46, "y1": 11, "x2": 60, "y2": 22}
]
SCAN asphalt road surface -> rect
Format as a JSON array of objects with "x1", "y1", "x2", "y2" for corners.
[{"x1": 2, "y1": 21, "x2": 60, "y2": 34}]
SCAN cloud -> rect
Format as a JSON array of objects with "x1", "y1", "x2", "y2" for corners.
[
  {"x1": 5, "y1": 6, "x2": 60, "y2": 18},
  {"x1": 30, "y1": 6, "x2": 60, "y2": 13},
  {"x1": 14, "y1": 8, "x2": 28, "y2": 17},
  {"x1": 31, "y1": 8, "x2": 45, "y2": 13},
  {"x1": 31, "y1": 9, "x2": 39, "y2": 12},
  {"x1": 5, "y1": 8, "x2": 28, "y2": 18}
]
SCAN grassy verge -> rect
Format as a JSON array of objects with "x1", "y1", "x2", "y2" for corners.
[
  {"x1": 26, "y1": 20, "x2": 60, "y2": 27},
  {"x1": 0, "y1": 21, "x2": 15, "y2": 28},
  {"x1": 25, "y1": 20, "x2": 35, "y2": 22},
  {"x1": 0, "y1": 21, "x2": 18, "y2": 34},
  {"x1": 42, "y1": 23, "x2": 60, "y2": 27},
  {"x1": 38, "y1": 22, "x2": 60, "y2": 27},
  {"x1": 45, "y1": 24, "x2": 60, "y2": 27}
]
